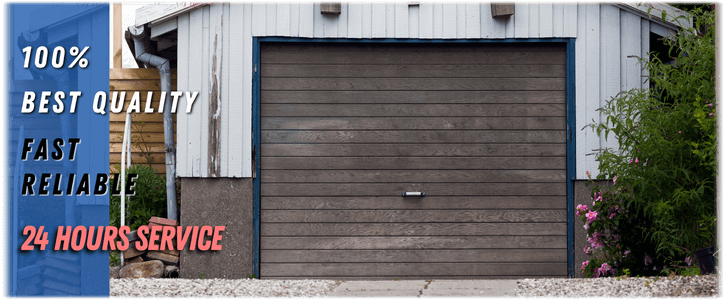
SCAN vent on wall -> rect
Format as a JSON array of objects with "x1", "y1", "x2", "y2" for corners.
[
  {"x1": 321, "y1": 3, "x2": 341, "y2": 14},
  {"x1": 491, "y1": 4, "x2": 514, "y2": 17}
]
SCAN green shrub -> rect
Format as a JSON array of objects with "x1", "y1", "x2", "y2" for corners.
[
  {"x1": 109, "y1": 164, "x2": 167, "y2": 231},
  {"x1": 581, "y1": 8, "x2": 715, "y2": 277}
]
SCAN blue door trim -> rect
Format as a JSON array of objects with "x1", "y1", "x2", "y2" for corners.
[{"x1": 252, "y1": 37, "x2": 577, "y2": 278}]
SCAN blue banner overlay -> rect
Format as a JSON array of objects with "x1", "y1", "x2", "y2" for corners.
[{"x1": 7, "y1": 4, "x2": 109, "y2": 296}]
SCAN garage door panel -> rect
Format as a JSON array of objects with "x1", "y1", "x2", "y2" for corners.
[
  {"x1": 261, "y1": 144, "x2": 566, "y2": 157},
  {"x1": 262, "y1": 223, "x2": 567, "y2": 236},
  {"x1": 262, "y1": 157, "x2": 566, "y2": 170},
  {"x1": 262, "y1": 91, "x2": 566, "y2": 104},
  {"x1": 261, "y1": 104, "x2": 566, "y2": 117},
  {"x1": 261, "y1": 183, "x2": 567, "y2": 196},
  {"x1": 262, "y1": 249, "x2": 567, "y2": 263},
  {"x1": 262, "y1": 263, "x2": 567, "y2": 277},
  {"x1": 261, "y1": 236, "x2": 566, "y2": 250},
  {"x1": 262, "y1": 131, "x2": 566, "y2": 144},
  {"x1": 261, "y1": 43, "x2": 565, "y2": 54},
  {"x1": 262, "y1": 196, "x2": 566, "y2": 210},
  {"x1": 261, "y1": 47, "x2": 565, "y2": 65},
  {"x1": 262, "y1": 210, "x2": 566, "y2": 223},
  {"x1": 261, "y1": 170, "x2": 566, "y2": 183},
  {"x1": 262, "y1": 117, "x2": 566, "y2": 130},
  {"x1": 262, "y1": 78, "x2": 565, "y2": 91},
  {"x1": 262, "y1": 64, "x2": 566, "y2": 78}
]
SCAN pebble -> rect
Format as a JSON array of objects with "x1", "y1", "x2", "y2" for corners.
[
  {"x1": 110, "y1": 278, "x2": 340, "y2": 297},
  {"x1": 516, "y1": 274, "x2": 719, "y2": 297}
]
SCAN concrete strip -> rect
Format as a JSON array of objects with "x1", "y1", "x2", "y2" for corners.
[
  {"x1": 423, "y1": 280, "x2": 518, "y2": 297},
  {"x1": 329, "y1": 280, "x2": 427, "y2": 297},
  {"x1": 328, "y1": 280, "x2": 519, "y2": 297}
]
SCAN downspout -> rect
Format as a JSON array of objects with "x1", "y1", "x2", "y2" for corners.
[{"x1": 128, "y1": 25, "x2": 178, "y2": 221}]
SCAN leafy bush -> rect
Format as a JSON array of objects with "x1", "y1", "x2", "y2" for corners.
[
  {"x1": 110, "y1": 164, "x2": 167, "y2": 231},
  {"x1": 581, "y1": 8, "x2": 715, "y2": 277}
]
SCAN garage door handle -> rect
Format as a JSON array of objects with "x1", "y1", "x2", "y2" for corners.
[{"x1": 402, "y1": 192, "x2": 425, "y2": 197}]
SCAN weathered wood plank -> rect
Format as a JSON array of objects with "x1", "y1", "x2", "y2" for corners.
[
  {"x1": 261, "y1": 262, "x2": 566, "y2": 276},
  {"x1": 261, "y1": 236, "x2": 567, "y2": 249},
  {"x1": 261, "y1": 249, "x2": 567, "y2": 262},
  {"x1": 262, "y1": 157, "x2": 566, "y2": 170},
  {"x1": 262, "y1": 117, "x2": 565, "y2": 130},
  {"x1": 261, "y1": 91, "x2": 565, "y2": 104},
  {"x1": 262, "y1": 210, "x2": 566, "y2": 223},
  {"x1": 261, "y1": 78, "x2": 565, "y2": 91},
  {"x1": 261, "y1": 104, "x2": 566, "y2": 117},
  {"x1": 261, "y1": 143, "x2": 566, "y2": 157},
  {"x1": 261, "y1": 196, "x2": 566, "y2": 210},
  {"x1": 109, "y1": 69, "x2": 178, "y2": 80},
  {"x1": 262, "y1": 223, "x2": 566, "y2": 236},
  {"x1": 109, "y1": 80, "x2": 177, "y2": 90},
  {"x1": 261, "y1": 64, "x2": 566, "y2": 78},
  {"x1": 261, "y1": 130, "x2": 566, "y2": 144},
  {"x1": 261, "y1": 183, "x2": 567, "y2": 196},
  {"x1": 261, "y1": 170, "x2": 566, "y2": 183},
  {"x1": 261, "y1": 49, "x2": 565, "y2": 65}
]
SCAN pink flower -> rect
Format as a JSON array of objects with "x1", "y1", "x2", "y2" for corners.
[
  {"x1": 584, "y1": 223, "x2": 589, "y2": 229},
  {"x1": 709, "y1": 112, "x2": 714, "y2": 117},
  {"x1": 586, "y1": 210, "x2": 598, "y2": 222},
  {"x1": 609, "y1": 212, "x2": 616, "y2": 219},
  {"x1": 581, "y1": 260, "x2": 590, "y2": 271},
  {"x1": 586, "y1": 170, "x2": 591, "y2": 178},
  {"x1": 686, "y1": 256, "x2": 692, "y2": 266},
  {"x1": 576, "y1": 204, "x2": 588, "y2": 216},
  {"x1": 708, "y1": 103, "x2": 713, "y2": 108},
  {"x1": 624, "y1": 250, "x2": 631, "y2": 256},
  {"x1": 613, "y1": 175, "x2": 619, "y2": 184},
  {"x1": 634, "y1": 158, "x2": 639, "y2": 164},
  {"x1": 678, "y1": 131, "x2": 682, "y2": 134}
]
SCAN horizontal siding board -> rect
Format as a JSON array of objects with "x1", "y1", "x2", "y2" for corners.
[
  {"x1": 261, "y1": 78, "x2": 566, "y2": 91},
  {"x1": 261, "y1": 236, "x2": 567, "y2": 250},
  {"x1": 261, "y1": 157, "x2": 566, "y2": 170},
  {"x1": 261, "y1": 144, "x2": 566, "y2": 157},
  {"x1": 261, "y1": 116, "x2": 566, "y2": 130},
  {"x1": 261, "y1": 249, "x2": 567, "y2": 263},
  {"x1": 262, "y1": 210, "x2": 566, "y2": 223},
  {"x1": 261, "y1": 50, "x2": 565, "y2": 65},
  {"x1": 262, "y1": 223, "x2": 566, "y2": 236},
  {"x1": 261, "y1": 196, "x2": 567, "y2": 210},
  {"x1": 261, "y1": 183, "x2": 567, "y2": 196},
  {"x1": 261, "y1": 91, "x2": 565, "y2": 104},
  {"x1": 262, "y1": 263, "x2": 567, "y2": 277},
  {"x1": 261, "y1": 64, "x2": 566, "y2": 78},
  {"x1": 261, "y1": 170, "x2": 567, "y2": 183},
  {"x1": 261, "y1": 130, "x2": 566, "y2": 144},
  {"x1": 261, "y1": 104, "x2": 567, "y2": 117}
]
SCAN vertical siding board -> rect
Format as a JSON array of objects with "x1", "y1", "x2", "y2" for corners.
[
  {"x1": 505, "y1": 13, "x2": 515, "y2": 38},
  {"x1": 395, "y1": 3, "x2": 408, "y2": 38},
  {"x1": 372, "y1": 4, "x2": 386, "y2": 37},
  {"x1": 200, "y1": 5, "x2": 210, "y2": 177},
  {"x1": 539, "y1": 3, "x2": 553, "y2": 38},
  {"x1": 228, "y1": 4, "x2": 244, "y2": 177},
  {"x1": 563, "y1": 4, "x2": 577, "y2": 37},
  {"x1": 641, "y1": 18, "x2": 650, "y2": 89},
  {"x1": 290, "y1": 3, "x2": 300, "y2": 37},
  {"x1": 409, "y1": 4, "x2": 420, "y2": 38},
  {"x1": 514, "y1": 4, "x2": 528, "y2": 38},
  {"x1": 480, "y1": 3, "x2": 492, "y2": 38},
  {"x1": 266, "y1": 3, "x2": 277, "y2": 36},
  {"x1": 385, "y1": 4, "x2": 395, "y2": 38},
  {"x1": 575, "y1": 4, "x2": 587, "y2": 179},
  {"x1": 277, "y1": 3, "x2": 291, "y2": 37},
  {"x1": 338, "y1": 3, "x2": 348, "y2": 37},
  {"x1": 490, "y1": 5, "x2": 507, "y2": 39},
  {"x1": 584, "y1": 4, "x2": 601, "y2": 178},
  {"x1": 177, "y1": 13, "x2": 189, "y2": 177},
  {"x1": 348, "y1": 3, "x2": 362, "y2": 38},
  {"x1": 313, "y1": 4, "x2": 324, "y2": 37},
  {"x1": 299, "y1": 3, "x2": 314, "y2": 38},
  {"x1": 219, "y1": 4, "x2": 230, "y2": 177},
  {"x1": 361, "y1": 3, "x2": 372, "y2": 38},
  {"x1": 552, "y1": 4, "x2": 563, "y2": 37},
  {"x1": 188, "y1": 8, "x2": 203, "y2": 177},
  {"x1": 433, "y1": 3, "x2": 444, "y2": 38},
  {"x1": 528, "y1": 4, "x2": 539, "y2": 38},
  {"x1": 465, "y1": 3, "x2": 480, "y2": 38},
  {"x1": 242, "y1": 4, "x2": 252, "y2": 177},
  {"x1": 252, "y1": 4, "x2": 265, "y2": 37},
  {"x1": 442, "y1": 4, "x2": 456, "y2": 38},
  {"x1": 419, "y1": 3, "x2": 433, "y2": 39},
  {"x1": 600, "y1": 5, "x2": 620, "y2": 153},
  {"x1": 621, "y1": 11, "x2": 641, "y2": 92},
  {"x1": 456, "y1": 4, "x2": 466, "y2": 38}
]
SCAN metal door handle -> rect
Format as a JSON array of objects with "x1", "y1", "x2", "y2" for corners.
[{"x1": 402, "y1": 192, "x2": 425, "y2": 197}]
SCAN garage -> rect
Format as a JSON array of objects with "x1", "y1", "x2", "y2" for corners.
[{"x1": 258, "y1": 42, "x2": 568, "y2": 279}]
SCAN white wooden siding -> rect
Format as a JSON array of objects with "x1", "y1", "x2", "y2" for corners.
[{"x1": 172, "y1": 3, "x2": 658, "y2": 179}]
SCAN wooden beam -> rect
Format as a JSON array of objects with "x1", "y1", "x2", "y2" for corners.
[
  {"x1": 151, "y1": 18, "x2": 178, "y2": 40},
  {"x1": 113, "y1": 4, "x2": 122, "y2": 68},
  {"x1": 136, "y1": 3, "x2": 207, "y2": 26}
]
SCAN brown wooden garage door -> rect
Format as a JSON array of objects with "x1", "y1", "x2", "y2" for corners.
[{"x1": 259, "y1": 43, "x2": 568, "y2": 279}]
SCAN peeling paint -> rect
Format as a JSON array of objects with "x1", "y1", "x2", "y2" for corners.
[{"x1": 208, "y1": 26, "x2": 222, "y2": 177}]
